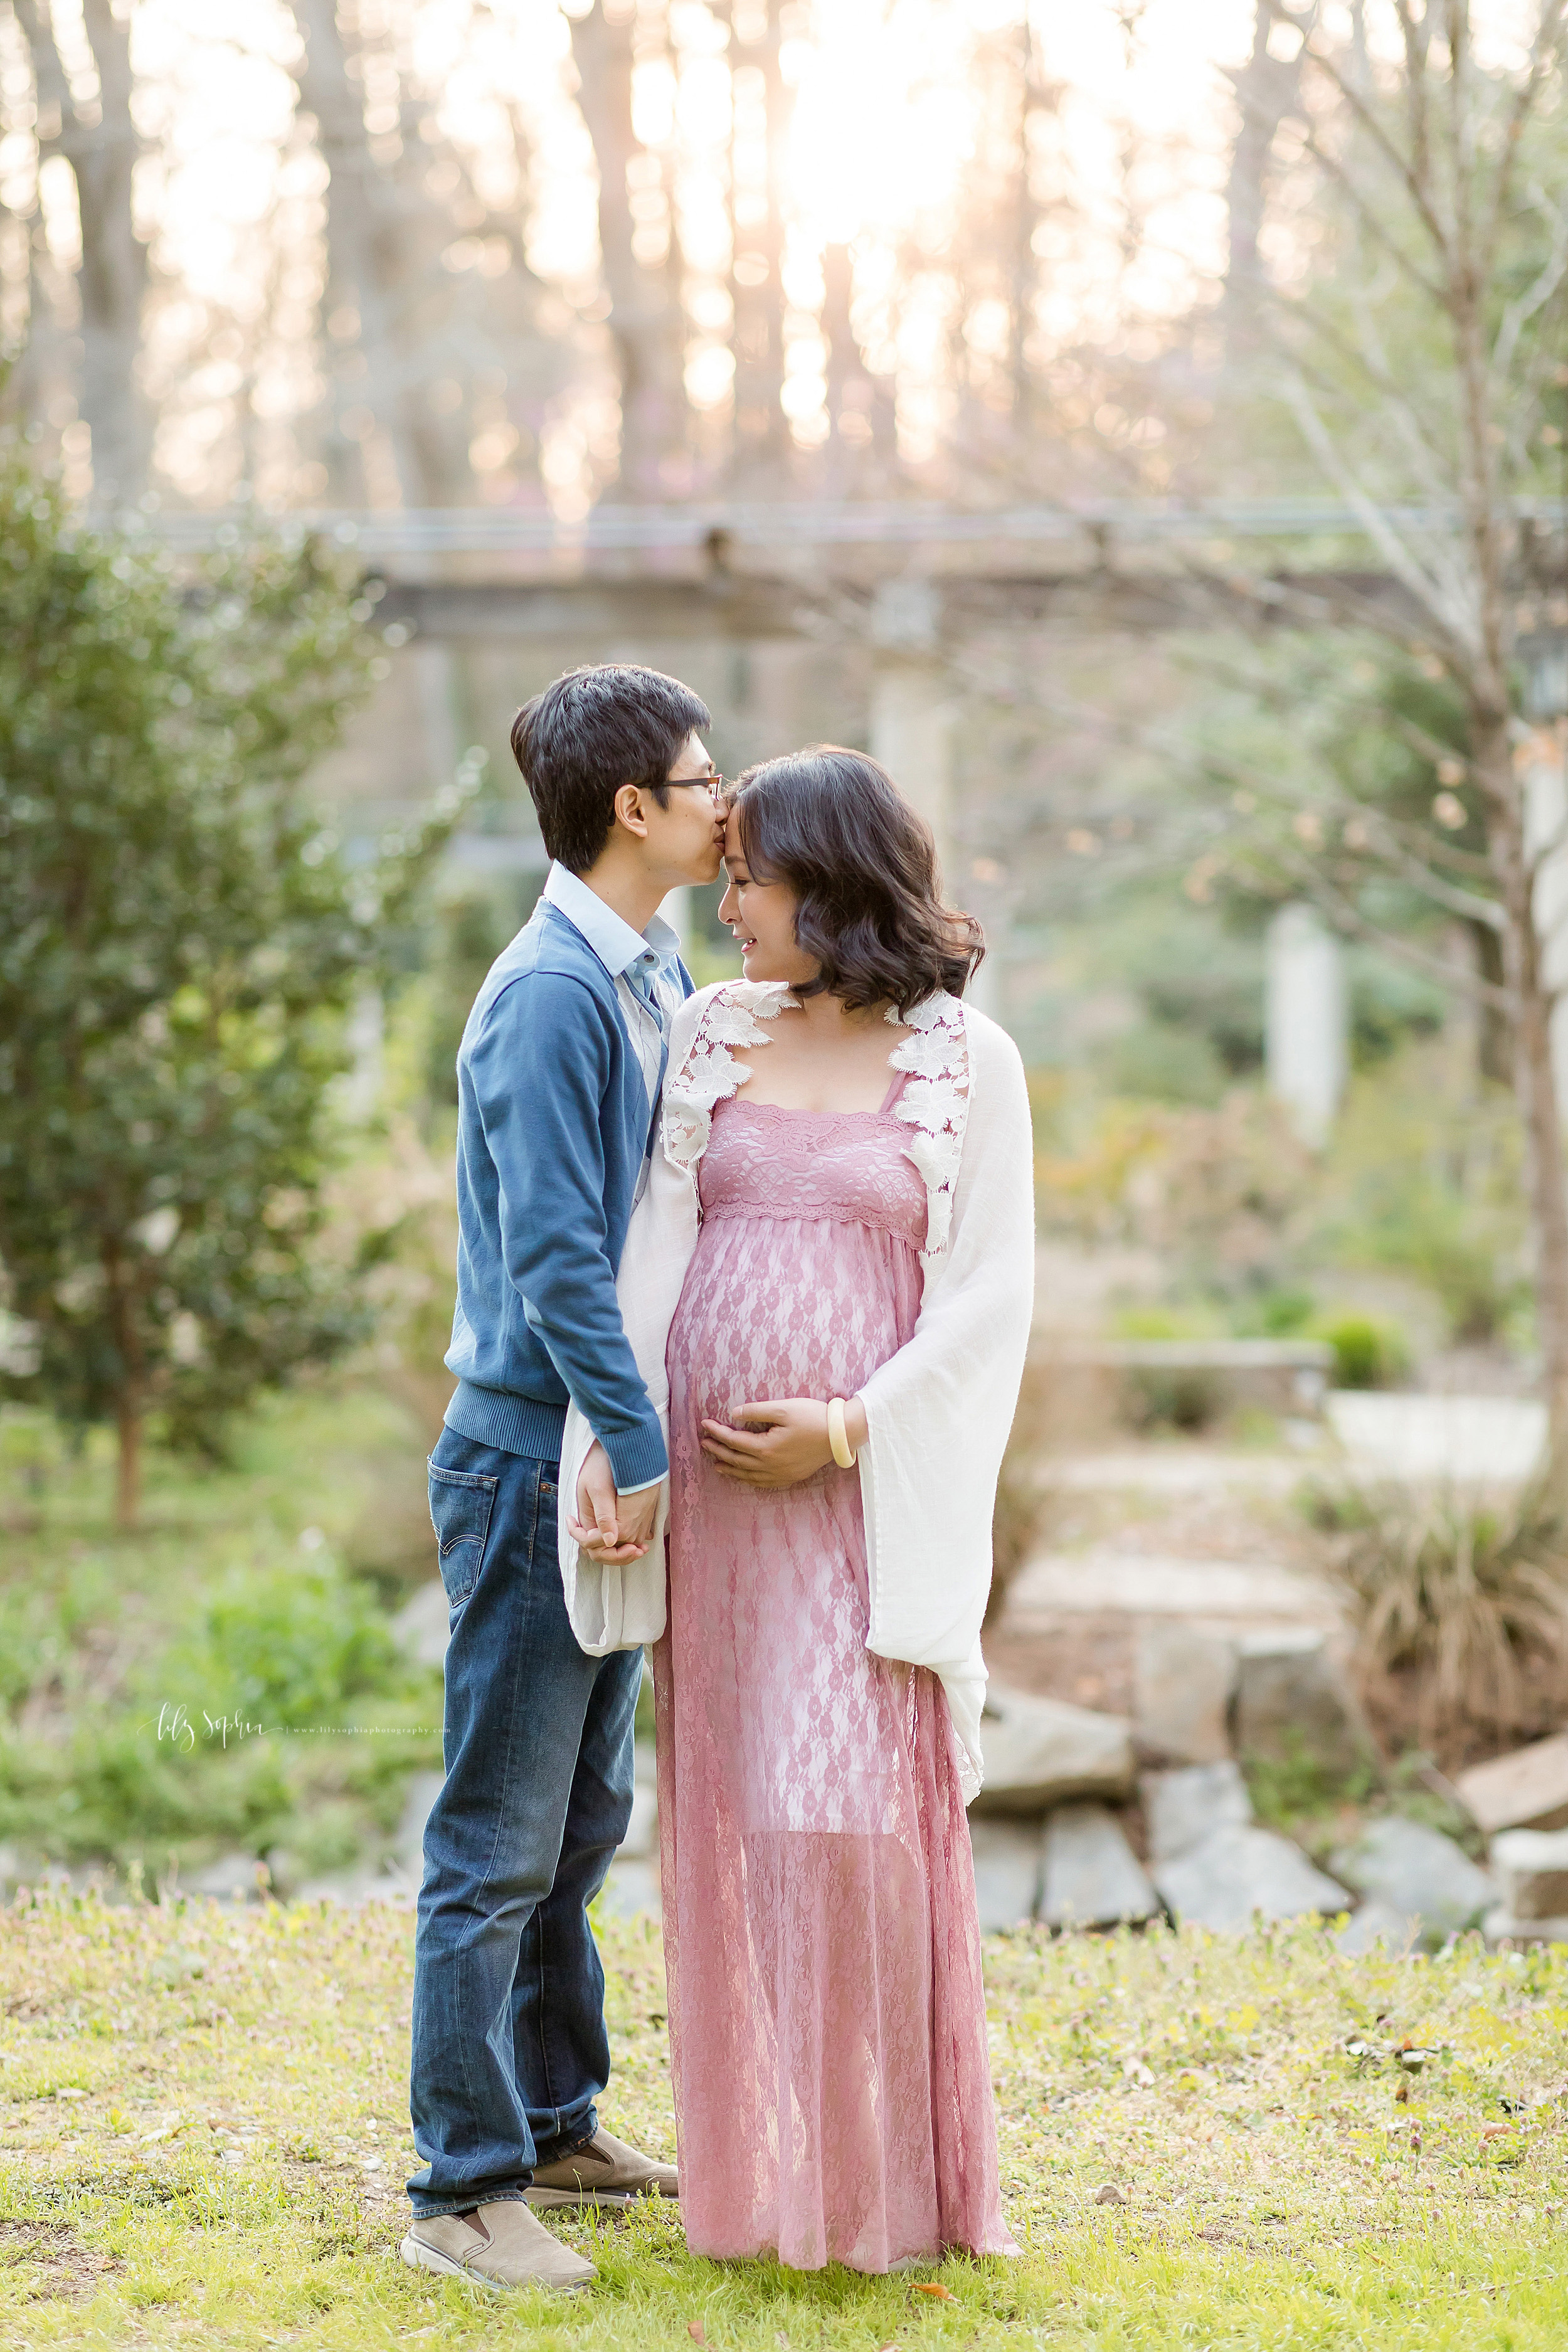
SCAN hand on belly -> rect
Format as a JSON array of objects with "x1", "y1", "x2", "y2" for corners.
[{"x1": 700, "y1": 1397, "x2": 837, "y2": 1488}]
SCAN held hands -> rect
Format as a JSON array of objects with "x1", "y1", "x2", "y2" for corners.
[
  {"x1": 701, "y1": 1396, "x2": 867, "y2": 1489},
  {"x1": 568, "y1": 1439, "x2": 660, "y2": 1564}
]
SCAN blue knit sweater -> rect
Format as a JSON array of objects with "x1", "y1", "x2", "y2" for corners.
[{"x1": 442, "y1": 900, "x2": 690, "y2": 1487}]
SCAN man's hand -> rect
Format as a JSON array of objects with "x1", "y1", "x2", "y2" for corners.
[
  {"x1": 699, "y1": 1397, "x2": 859, "y2": 1489},
  {"x1": 568, "y1": 1439, "x2": 660, "y2": 1563}
]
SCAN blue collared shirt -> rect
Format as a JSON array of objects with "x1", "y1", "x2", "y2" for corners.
[{"x1": 541, "y1": 863, "x2": 686, "y2": 1114}]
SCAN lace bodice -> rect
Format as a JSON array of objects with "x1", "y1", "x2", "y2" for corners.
[
  {"x1": 697, "y1": 1093, "x2": 929, "y2": 1250},
  {"x1": 663, "y1": 981, "x2": 970, "y2": 1268}
]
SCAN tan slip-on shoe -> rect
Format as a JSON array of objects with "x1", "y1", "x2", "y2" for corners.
[
  {"x1": 401, "y1": 2200, "x2": 595, "y2": 2293},
  {"x1": 526, "y1": 2127, "x2": 679, "y2": 2210}
]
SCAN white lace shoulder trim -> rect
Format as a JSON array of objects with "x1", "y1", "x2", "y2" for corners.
[
  {"x1": 664, "y1": 980, "x2": 971, "y2": 1268},
  {"x1": 887, "y1": 992, "x2": 970, "y2": 1266},
  {"x1": 663, "y1": 980, "x2": 798, "y2": 1172}
]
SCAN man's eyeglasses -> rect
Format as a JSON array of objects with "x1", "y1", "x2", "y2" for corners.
[{"x1": 664, "y1": 769, "x2": 728, "y2": 803}]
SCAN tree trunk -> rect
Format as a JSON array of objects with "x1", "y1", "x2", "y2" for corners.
[
  {"x1": 569, "y1": 1, "x2": 687, "y2": 499},
  {"x1": 1007, "y1": 18, "x2": 1043, "y2": 421},
  {"x1": 1490, "y1": 741, "x2": 1568, "y2": 1457},
  {"x1": 103, "y1": 1236, "x2": 146, "y2": 1529},
  {"x1": 115, "y1": 1388, "x2": 142, "y2": 1532},
  {"x1": 1470, "y1": 918, "x2": 1513, "y2": 1084},
  {"x1": 1222, "y1": 1, "x2": 1310, "y2": 349},
  {"x1": 15, "y1": 0, "x2": 151, "y2": 504},
  {"x1": 725, "y1": 0, "x2": 790, "y2": 487},
  {"x1": 289, "y1": 0, "x2": 423, "y2": 508}
]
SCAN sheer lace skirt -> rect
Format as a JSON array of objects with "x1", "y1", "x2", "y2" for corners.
[{"x1": 656, "y1": 1102, "x2": 1014, "y2": 2271}]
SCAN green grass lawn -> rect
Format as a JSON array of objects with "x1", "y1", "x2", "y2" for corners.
[{"x1": 1, "y1": 1887, "x2": 1566, "y2": 2349}]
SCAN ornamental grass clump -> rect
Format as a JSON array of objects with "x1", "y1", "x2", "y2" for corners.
[{"x1": 1309, "y1": 1473, "x2": 1568, "y2": 1744}]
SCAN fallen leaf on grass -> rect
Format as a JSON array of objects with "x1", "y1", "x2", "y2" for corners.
[{"x1": 913, "y1": 2282, "x2": 955, "y2": 2299}]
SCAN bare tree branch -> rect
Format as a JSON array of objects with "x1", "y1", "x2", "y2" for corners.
[
  {"x1": 1278, "y1": 368, "x2": 1476, "y2": 656},
  {"x1": 1284, "y1": 113, "x2": 1448, "y2": 305},
  {"x1": 1493, "y1": 181, "x2": 1568, "y2": 382},
  {"x1": 1260, "y1": 849, "x2": 1516, "y2": 1009},
  {"x1": 1267, "y1": 275, "x2": 1451, "y2": 504},
  {"x1": 1480, "y1": 0, "x2": 1568, "y2": 274},
  {"x1": 1392, "y1": 0, "x2": 1434, "y2": 203},
  {"x1": 1274, "y1": 0, "x2": 1454, "y2": 260}
]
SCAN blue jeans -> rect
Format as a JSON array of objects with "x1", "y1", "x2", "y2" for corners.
[{"x1": 406, "y1": 1428, "x2": 642, "y2": 2217}]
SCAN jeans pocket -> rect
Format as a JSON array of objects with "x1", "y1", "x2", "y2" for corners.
[{"x1": 427, "y1": 1461, "x2": 498, "y2": 1610}]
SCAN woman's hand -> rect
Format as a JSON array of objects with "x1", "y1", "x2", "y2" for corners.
[{"x1": 701, "y1": 1396, "x2": 866, "y2": 1488}]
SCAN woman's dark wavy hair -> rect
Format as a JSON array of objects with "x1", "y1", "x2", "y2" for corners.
[{"x1": 732, "y1": 746, "x2": 983, "y2": 1017}]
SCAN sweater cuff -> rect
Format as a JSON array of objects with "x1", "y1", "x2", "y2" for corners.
[{"x1": 602, "y1": 1419, "x2": 668, "y2": 1493}]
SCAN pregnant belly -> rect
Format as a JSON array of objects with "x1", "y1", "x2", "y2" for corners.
[{"x1": 667, "y1": 1214, "x2": 918, "y2": 1424}]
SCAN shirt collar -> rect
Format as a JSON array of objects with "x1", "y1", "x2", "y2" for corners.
[{"x1": 541, "y1": 862, "x2": 680, "y2": 979}]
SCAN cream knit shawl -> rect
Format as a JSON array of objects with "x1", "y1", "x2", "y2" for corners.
[{"x1": 556, "y1": 978, "x2": 1036, "y2": 1802}]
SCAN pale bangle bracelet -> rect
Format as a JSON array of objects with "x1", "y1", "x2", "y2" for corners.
[{"x1": 827, "y1": 1396, "x2": 858, "y2": 1470}]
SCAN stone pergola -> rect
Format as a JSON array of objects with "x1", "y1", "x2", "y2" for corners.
[{"x1": 151, "y1": 499, "x2": 1568, "y2": 1118}]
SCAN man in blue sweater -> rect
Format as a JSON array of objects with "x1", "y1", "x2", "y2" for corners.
[{"x1": 403, "y1": 665, "x2": 724, "y2": 2294}]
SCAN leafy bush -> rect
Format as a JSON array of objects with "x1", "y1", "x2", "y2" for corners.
[
  {"x1": 1036, "y1": 1090, "x2": 1314, "y2": 1299},
  {"x1": 1126, "y1": 1365, "x2": 1225, "y2": 1432},
  {"x1": 1318, "y1": 1313, "x2": 1411, "y2": 1390},
  {"x1": 0, "y1": 1392, "x2": 441, "y2": 1873},
  {"x1": 1311, "y1": 1043, "x2": 1527, "y2": 1346},
  {"x1": 0, "y1": 445, "x2": 465, "y2": 1523},
  {"x1": 1307, "y1": 1473, "x2": 1568, "y2": 1742},
  {"x1": 1237, "y1": 1287, "x2": 1318, "y2": 1338},
  {"x1": 422, "y1": 890, "x2": 516, "y2": 1110},
  {"x1": 1108, "y1": 1020, "x2": 1232, "y2": 1107},
  {"x1": 177, "y1": 1558, "x2": 401, "y2": 1729}
]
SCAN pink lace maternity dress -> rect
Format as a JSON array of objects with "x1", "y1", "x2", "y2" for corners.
[{"x1": 652, "y1": 1076, "x2": 1015, "y2": 2273}]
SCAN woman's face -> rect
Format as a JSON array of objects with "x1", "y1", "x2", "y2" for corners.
[{"x1": 718, "y1": 808, "x2": 817, "y2": 986}]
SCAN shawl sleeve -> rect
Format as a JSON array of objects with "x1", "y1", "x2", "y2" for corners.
[
  {"x1": 554, "y1": 986, "x2": 714, "y2": 1653},
  {"x1": 857, "y1": 1009, "x2": 1036, "y2": 1798}
]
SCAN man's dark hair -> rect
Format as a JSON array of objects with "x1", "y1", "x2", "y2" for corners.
[
  {"x1": 733, "y1": 746, "x2": 984, "y2": 1017},
  {"x1": 511, "y1": 664, "x2": 711, "y2": 874}
]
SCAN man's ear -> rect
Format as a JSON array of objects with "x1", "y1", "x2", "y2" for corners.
[{"x1": 613, "y1": 782, "x2": 651, "y2": 840}]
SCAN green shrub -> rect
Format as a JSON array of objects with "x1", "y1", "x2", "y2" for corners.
[
  {"x1": 1318, "y1": 1313, "x2": 1410, "y2": 1389},
  {"x1": 1127, "y1": 1366, "x2": 1225, "y2": 1431},
  {"x1": 183, "y1": 1557, "x2": 400, "y2": 1729},
  {"x1": 1250, "y1": 1287, "x2": 1317, "y2": 1337},
  {"x1": 0, "y1": 1393, "x2": 442, "y2": 1872}
]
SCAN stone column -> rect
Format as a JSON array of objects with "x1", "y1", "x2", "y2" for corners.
[
  {"x1": 1266, "y1": 901, "x2": 1347, "y2": 1147},
  {"x1": 868, "y1": 581, "x2": 956, "y2": 888},
  {"x1": 864, "y1": 581, "x2": 1012, "y2": 1022}
]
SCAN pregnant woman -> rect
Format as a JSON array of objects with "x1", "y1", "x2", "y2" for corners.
[{"x1": 559, "y1": 748, "x2": 1035, "y2": 2274}]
